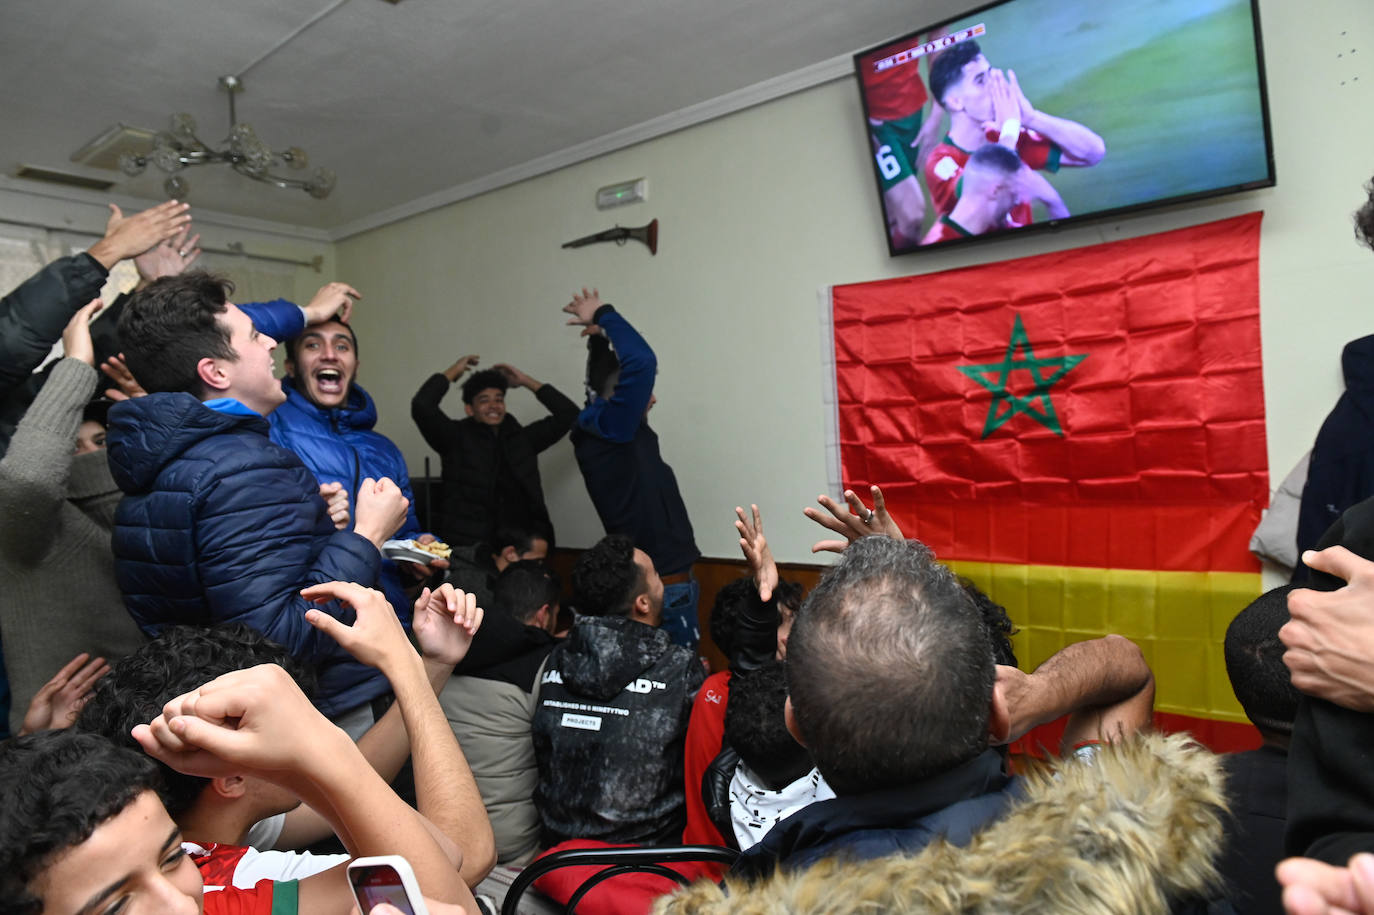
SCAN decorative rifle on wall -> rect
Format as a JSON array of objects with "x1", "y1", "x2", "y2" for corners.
[{"x1": 562, "y1": 219, "x2": 658, "y2": 256}]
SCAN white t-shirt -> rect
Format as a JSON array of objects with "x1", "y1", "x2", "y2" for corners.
[{"x1": 730, "y1": 764, "x2": 836, "y2": 851}]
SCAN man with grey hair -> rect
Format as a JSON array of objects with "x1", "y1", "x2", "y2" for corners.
[{"x1": 732, "y1": 498, "x2": 1155, "y2": 880}]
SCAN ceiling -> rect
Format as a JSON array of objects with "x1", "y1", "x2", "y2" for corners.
[{"x1": 0, "y1": 0, "x2": 965, "y2": 236}]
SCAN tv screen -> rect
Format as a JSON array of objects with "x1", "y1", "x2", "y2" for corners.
[{"x1": 854, "y1": 0, "x2": 1274, "y2": 255}]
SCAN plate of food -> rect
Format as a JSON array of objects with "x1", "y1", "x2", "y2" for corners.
[{"x1": 382, "y1": 538, "x2": 452, "y2": 564}]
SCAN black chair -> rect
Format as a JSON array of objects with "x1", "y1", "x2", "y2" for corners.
[{"x1": 500, "y1": 845, "x2": 739, "y2": 915}]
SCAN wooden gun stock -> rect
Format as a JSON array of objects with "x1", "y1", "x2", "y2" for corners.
[{"x1": 562, "y1": 219, "x2": 658, "y2": 255}]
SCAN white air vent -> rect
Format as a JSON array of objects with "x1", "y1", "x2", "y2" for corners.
[
  {"x1": 13, "y1": 165, "x2": 115, "y2": 191},
  {"x1": 70, "y1": 123, "x2": 157, "y2": 170}
]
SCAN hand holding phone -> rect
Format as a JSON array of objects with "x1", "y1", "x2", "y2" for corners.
[{"x1": 348, "y1": 856, "x2": 430, "y2": 915}]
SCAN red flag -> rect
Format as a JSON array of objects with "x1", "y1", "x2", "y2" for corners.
[{"x1": 832, "y1": 213, "x2": 1267, "y2": 574}]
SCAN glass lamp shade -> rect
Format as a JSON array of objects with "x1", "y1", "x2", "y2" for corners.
[
  {"x1": 168, "y1": 113, "x2": 198, "y2": 143},
  {"x1": 306, "y1": 167, "x2": 336, "y2": 199},
  {"x1": 118, "y1": 151, "x2": 147, "y2": 177},
  {"x1": 163, "y1": 173, "x2": 189, "y2": 200},
  {"x1": 150, "y1": 144, "x2": 183, "y2": 173}
]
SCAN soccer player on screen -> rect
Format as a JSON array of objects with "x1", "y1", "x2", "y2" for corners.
[
  {"x1": 858, "y1": 33, "x2": 947, "y2": 249},
  {"x1": 921, "y1": 143, "x2": 1068, "y2": 244},
  {"x1": 924, "y1": 38, "x2": 1104, "y2": 228}
]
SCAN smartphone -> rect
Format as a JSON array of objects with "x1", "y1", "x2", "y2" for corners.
[{"x1": 347, "y1": 856, "x2": 430, "y2": 915}]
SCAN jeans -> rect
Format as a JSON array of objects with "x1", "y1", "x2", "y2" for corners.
[{"x1": 661, "y1": 578, "x2": 701, "y2": 650}]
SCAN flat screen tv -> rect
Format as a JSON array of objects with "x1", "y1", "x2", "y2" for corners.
[{"x1": 854, "y1": 0, "x2": 1274, "y2": 255}]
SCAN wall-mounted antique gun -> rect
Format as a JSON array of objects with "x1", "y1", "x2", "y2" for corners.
[{"x1": 561, "y1": 219, "x2": 658, "y2": 256}]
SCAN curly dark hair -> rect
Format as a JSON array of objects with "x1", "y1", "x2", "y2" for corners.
[
  {"x1": 117, "y1": 271, "x2": 236, "y2": 398},
  {"x1": 0, "y1": 730, "x2": 163, "y2": 915},
  {"x1": 461, "y1": 368, "x2": 509, "y2": 405},
  {"x1": 959, "y1": 577, "x2": 1019, "y2": 669},
  {"x1": 491, "y1": 520, "x2": 555, "y2": 556},
  {"x1": 77, "y1": 623, "x2": 313, "y2": 817},
  {"x1": 709, "y1": 576, "x2": 804, "y2": 663},
  {"x1": 928, "y1": 38, "x2": 983, "y2": 106},
  {"x1": 1355, "y1": 175, "x2": 1374, "y2": 251},
  {"x1": 571, "y1": 534, "x2": 643, "y2": 617},
  {"x1": 725, "y1": 659, "x2": 813, "y2": 790}
]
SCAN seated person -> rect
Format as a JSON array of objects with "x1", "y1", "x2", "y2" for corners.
[
  {"x1": 0, "y1": 662, "x2": 473, "y2": 914},
  {"x1": 1217, "y1": 584, "x2": 1300, "y2": 915},
  {"x1": 705, "y1": 660, "x2": 834, "y2": 850},
  {"x1": 684, "y1": 503, "x2": 802, "y2": 846},
  {"x1": 77, "y1": 582, "x2": 495, "y2": 888},
  {"x1": 441, "y1": 560, "x2": 561, "y2": 866},
  {"x1": 532, "y1": 534, "x2": 705, "y2": 845},
  {"x1": 107, "y1": 272, "x2": 410, "y2": 726},
  {"x1": 270, "y1": 316, "x2": 448, "y2": 616},
  {"x1": 412, "y1": 356, "x2": 577, "y2": 548},
  {"x1": 446, "y1": 522, "x2": 552, "y2": 616},
  {"x1": 732, "y1": 532, "x2": 1155, "y2": 880}
]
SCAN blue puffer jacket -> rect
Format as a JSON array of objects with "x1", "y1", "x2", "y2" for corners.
[
  {"x1": 106, "y1": 392, "x2": 390, "y2": 717},
  {"x1": 268, "y1": 375, "x2": 423, "y2": 624}
]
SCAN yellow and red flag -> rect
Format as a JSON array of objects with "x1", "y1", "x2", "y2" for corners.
[{"x1": 829, "y1": 213, "x2": 1267, "y2": 752}]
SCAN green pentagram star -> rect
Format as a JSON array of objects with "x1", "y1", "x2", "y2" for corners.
[{"x1": 956, "y1": 314, "x2": 1087, "y2": 439}]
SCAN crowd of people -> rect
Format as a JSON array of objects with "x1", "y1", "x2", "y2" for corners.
[{"x1": 1, "y1": 181, "x2": 1374, "y2": 915}]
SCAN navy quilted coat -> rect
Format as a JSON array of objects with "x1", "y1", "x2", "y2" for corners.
[{"x1": 106, "y1": 392, "x2": 389, "y2": 717}]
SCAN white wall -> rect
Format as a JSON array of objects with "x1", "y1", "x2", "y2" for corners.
[{"x1": 338, "y1": 0, "x2": 1374, "y2": 565}]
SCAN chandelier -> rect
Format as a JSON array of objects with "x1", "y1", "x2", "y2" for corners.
[{"x1": 119, "y1": 76, "x2": 335, "y2": 200}]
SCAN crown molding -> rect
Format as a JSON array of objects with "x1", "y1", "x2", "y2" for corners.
[{"x1": 0, "y1": 176, "x2": 333, "y2": 243}]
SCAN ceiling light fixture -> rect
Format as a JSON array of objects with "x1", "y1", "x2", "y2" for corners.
[{"x1": 118, "y1": 75, "x2": 335, "y2": 201}]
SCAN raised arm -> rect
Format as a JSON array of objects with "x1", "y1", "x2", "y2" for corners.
[
  {"x1": 732, "y1": 504, "x2": 784, "y2": 674},
  {"x1": 498, "y1": 363, "x2": 579, "y2": 452},
  {"x1": 411, "y1": 356, "x2": 479, "y2": 454},
  {"x1": 298, "y1": 581, "x2": 496, "y2": 885},
  {"x1": 991, "y1": 634, "x2": 1155, "y2": 751},
  {"x1": 565, "y1": 289, "x2": 656, "y2": 443},
  {"x1": 0, "y1": 301, "x2": 104, "y2": 562},
  {"x1": 132, "y1": 663, "x2": 473, "y2": 911}
]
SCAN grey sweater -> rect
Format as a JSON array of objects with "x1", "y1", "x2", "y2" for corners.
[{"x1": 0, "y1": 358, "x2": 145, "y2": 733}]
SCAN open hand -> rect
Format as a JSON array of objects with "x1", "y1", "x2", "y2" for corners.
[
  {"x1": 90, "y1": 200, "x2": 192, "y2": 268},
  {"x1": 134, "y1": 224, "x2": 201, "y2": 282},
  {"x1": 564, "y1": 287, "x2": 603, "y2": 335},
  {"x1": 20, "y1": 652, "x2": 110, "y2": 735},
  {"x1": 803, "y1": 484, "x2": 904, "y2": 553},
  {"x1": 100, "y1": 353, "x2": 149, "y2": 401},
  {"x1": 735, "y1": 504, "x2": 779, "y2": 602},
  {"x1": 61, "y1": 299, "x2": 104, "y2": 367}
]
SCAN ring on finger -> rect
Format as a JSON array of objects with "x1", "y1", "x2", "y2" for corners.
[{"x1": 863, "y1": 509, "x2": 876, "y2": 523}]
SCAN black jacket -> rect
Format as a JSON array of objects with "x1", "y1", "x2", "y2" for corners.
[
  {"x1": 1294, "y1": 336, "x2": 1374, "y2": 583},
  {"x1": 0, "y1": 253, "x2": 110, "y2": 456},
  {"x1": 532, "y1": 614, "x2": 704, "y2": 845},
  {"x1": 411, "y1": 374, "x2": 577, "y2": 546},
  {"x1": 731, "y1": 748, "x2": 1017, "y2": 882}
]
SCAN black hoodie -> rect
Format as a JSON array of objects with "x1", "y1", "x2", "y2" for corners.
[{"x1": 532, "y1": 614, "x2": 704, "y2": 845}]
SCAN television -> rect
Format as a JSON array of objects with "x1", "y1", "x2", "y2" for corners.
[{"x1": 854, "y1": 0, "x2": 1274, "y2": 255}]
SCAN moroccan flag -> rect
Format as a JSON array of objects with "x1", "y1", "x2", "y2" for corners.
[{"x1": 829, "y1": 213, "x2": 1267, "y2": 751}]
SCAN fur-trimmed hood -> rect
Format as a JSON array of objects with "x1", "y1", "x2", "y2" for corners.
[{"x1": 654, "y1": 732, "x2": 1229, "y2": 915}]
